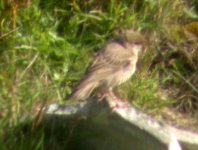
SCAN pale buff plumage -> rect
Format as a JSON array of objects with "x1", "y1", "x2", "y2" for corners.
[{"x1": 70, "y1": 29, "x2": 145, "y2": 101}]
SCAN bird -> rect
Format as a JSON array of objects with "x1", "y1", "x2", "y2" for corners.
[{"x1": 70, "y1": 29, "x2": 146, "y2": 106}]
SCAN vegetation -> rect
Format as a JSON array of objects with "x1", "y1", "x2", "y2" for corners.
[{"x1": 0, "y1": 0, "x2": 198, "y2": 149}]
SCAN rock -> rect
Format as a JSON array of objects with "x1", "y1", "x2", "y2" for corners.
[{"x1": 43, "y1": 97, "x2": 198, "y2": 150}]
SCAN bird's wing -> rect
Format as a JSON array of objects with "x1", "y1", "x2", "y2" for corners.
[
  {"x1": 103, "y1": 41, "x2": 133, "y2": 64},
  {"x1": 84, "y1": 42, "x2": 134, "y2": 82},
  {"x1": 70, "y1": 42, "x2": 134, "y2": 100}
]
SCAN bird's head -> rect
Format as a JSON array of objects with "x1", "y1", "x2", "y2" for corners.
[{"x1": 121, "y1": 29, "x2": 146, "y2": 54}]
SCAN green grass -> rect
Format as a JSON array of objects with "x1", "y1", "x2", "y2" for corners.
[{"x1": 0, "y1": 0, "x2": 198, "y2": 149}]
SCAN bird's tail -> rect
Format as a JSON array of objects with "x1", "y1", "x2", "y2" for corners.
[{"x1": 69, "y1": 80, "x2": 99, "y2": 101}]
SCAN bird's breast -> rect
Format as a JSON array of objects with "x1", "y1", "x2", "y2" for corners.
[
  {"x1": 118, "y1": 60, "x2": 136, "y2": 85},
  {"x1": 105, "y1": 59, "x2": 137, "y2": 87}
]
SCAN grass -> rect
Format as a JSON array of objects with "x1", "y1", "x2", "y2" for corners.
[{"x1": 0, "y1": 0, "x2": 198, "y2": 149}]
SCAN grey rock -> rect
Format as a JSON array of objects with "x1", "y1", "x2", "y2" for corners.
[{"x1": 44, "y1": 97, "x2": 198, "y2": 150}]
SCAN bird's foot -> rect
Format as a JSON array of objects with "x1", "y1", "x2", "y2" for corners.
[
  {"x1": 110, "y1": 97, "x2": 131, "y2": 111},
  {"x1": 97, "y1": 92, "x2": 109, "y2": 102},
  {"x1": 97, "y1": 91, "x2": 131, "y2": 111}
]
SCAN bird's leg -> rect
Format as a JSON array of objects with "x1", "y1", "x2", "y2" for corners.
[
  {"x1": 97, "y1": 87, "x2": 130, "y2": 109},
  {"x1": 97, "y1": 87, "x2": 118, "y2": 102},
  {"x1": 107, "y1": 87, "x2": 118, "y2": 101},
  {"x1": 107, "y1": 87, "x2": 130, "y2": 109}
]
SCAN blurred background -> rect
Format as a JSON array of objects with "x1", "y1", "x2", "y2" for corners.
[{"x1": 0, "y1": 0, "x2": 198, "y2": 149}]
